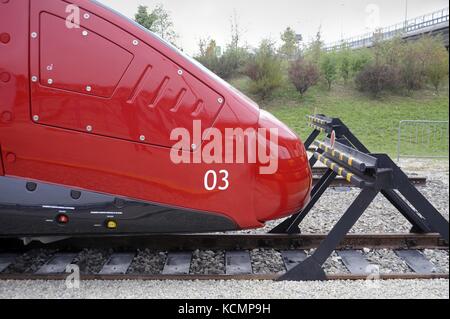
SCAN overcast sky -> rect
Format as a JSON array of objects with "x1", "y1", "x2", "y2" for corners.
[{"x1": 97, "y1": 0, "x2": 448, "y2": 55}]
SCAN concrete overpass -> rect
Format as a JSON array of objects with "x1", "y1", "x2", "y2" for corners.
[{"x1": 325, "y1": 7, "x2": 449, "y2": 51}]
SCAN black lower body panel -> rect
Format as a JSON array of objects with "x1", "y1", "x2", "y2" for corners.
[{"x1": 0, "y1": 176, "x2": 238, "y2": 237}]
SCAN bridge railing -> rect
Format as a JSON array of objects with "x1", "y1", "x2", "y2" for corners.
[{"x1": 325, "y1": 7, "x2": 449, "y2": 51}]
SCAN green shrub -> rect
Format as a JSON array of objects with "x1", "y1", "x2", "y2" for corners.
[
  {"x1": 320, "y1": 52, "x2": 338, "y2": 90},
  {"x1": 337, "y1": 49, "x2": 351, "y2": 83},
  {"x1": 426, "y1": 49, "x2": 449, "y2": 92},
  {"x1": 350, "y1": 49, "x2": 372, "y2": 75},
  {"x1": 288, "y1": 58, "x2": 320, "y2": 97},
  {"x1": 244, "y1": 40, "x2": 283, "y2": 99},
  {"x1": 195, "y1": 39, "x2": 250, "y2": 80},
  {"x1": 355, "y1": 63, "x2": 401, "y2": 97},
  {"x1": 417, "y1": 36, "x2": 449, "y2": 92},
  {"x1": 399, "y1": 41, "x2": 426, "y2": 92}
]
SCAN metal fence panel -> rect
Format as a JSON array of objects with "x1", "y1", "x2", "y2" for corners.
[{"x1": 397, "y1": 120, "x2": 449, "y2": 161}]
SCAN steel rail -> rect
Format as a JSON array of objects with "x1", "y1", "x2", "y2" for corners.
[
  {"x1": 0, "y1": 273, "x2": 448, "y2": 282},
  {"x1": 0, "y1": 233, "x2": 447, "y2": 252},
  {"x1": 0, "y1": 234, "x2": 447, "y2": 282}
]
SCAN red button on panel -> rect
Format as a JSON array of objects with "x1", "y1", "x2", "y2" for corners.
[
  {"x1": 0, "y1": 33, "x2": 11, "y2": 44},
  {"x1": 57, "y1": 214, "x2": 69, "y2": 224}
]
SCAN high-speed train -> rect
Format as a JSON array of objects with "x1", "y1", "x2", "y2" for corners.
[{"x1": 0, "y1": 0, "x2": 312, "y2": 238}]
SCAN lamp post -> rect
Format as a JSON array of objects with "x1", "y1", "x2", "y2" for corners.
[{"x1": 404, "y1": 0, "x2": 409, "y2": 30}]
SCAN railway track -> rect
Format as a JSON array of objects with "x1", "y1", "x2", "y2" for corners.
[
  {"x1": 311, "y1": 167, "x2": 427, "y2": 187},
  {"x1": 0, "y1": 233, "x2": 447, "y2": 281}
]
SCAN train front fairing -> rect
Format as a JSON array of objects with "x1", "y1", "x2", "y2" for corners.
[{"x1": 0, "y1": 0, "x2": 312, "y2": 237}]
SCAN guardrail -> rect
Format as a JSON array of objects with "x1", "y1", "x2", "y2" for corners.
[
  {"x1": 397, "y1": 120, "x2": 449, "y2": 162},
  {"x1": 325, "y1": 7, "x2": 449, "y2": 51}
]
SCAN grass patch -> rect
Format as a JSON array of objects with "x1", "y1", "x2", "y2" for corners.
[{"x1": 229, "y1": 77, "x2": 449, "y2": 157}]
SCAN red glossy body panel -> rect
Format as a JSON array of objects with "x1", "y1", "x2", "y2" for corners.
[
  {"x1": 31, "y1": 1, "x2": 225, "y2": 148},
  {"x1": 39, "y1": 13, "x2": 133, "y2": 98},
  {"x1": 0, "y1": 0, "x2": 312, "y2": 231}
]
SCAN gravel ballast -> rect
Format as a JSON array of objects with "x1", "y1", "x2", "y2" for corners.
[{"x1": 0, "y1": 279, "x2": 448, "y2": 299}]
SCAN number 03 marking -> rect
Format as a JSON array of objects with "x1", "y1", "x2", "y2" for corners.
[{"x1": 204, "y1": 170, "x2": 229, "y2": 191}]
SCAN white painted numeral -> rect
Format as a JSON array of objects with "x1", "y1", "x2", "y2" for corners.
[{"x1": 204, "y1": 170, "x2": 229, "y2": 191}]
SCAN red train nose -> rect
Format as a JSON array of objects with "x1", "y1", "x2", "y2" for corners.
[{"x1": 253, "y1": 111, "x2": 312, "y2": 223}]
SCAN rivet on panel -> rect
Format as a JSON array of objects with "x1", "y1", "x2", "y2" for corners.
[
  {"x1": 132, "y1": 39, "x2": 139, "y2": 46},
  {"x1": 139, "y1": 135, "x2": 146, "y2": 141},
  {"x1": 218, "y1": 98, "x2": 224, "y2": 104},
  {"x1": 0, "y1": 72, "x2": 11, "y2": 83},
  {"x1": 31, "y1": 32, "x2": 38, "y2": 39},
  {"x1": 33, "y1": 115, "x2": 39, "y2": 122},
  {"x1": 86, "y1": 85, "x2": 92, "y2": 92},
  {"x1": 191, "y1": 144, "x2": 197, "y2": 150},
  {"x1": 82, "y1": 30, "x2": 89, "y2": 36},
  {"x1": 1, "y1": 111, "x2": 12, "y2": 123},
  {"x1": 6, "y1": 153, "x2": 16, "y2": 163},
  {"x1": 47, "y1": 79, "x2": 53, "y2": 85},
  {"x1": 0, "y1": 33, "x2": 11, "y2": 44},
  {"x1": 178, "y1": 69, "x2": 183, "y2": 76},
  {"x1": 83, "y1": 13, "x2": 90, "y2": 19},
  {"x1": 31, "y1": 76, "x2": 38, "y2": 82},
  {"x1": 86, "y1": 125, "x2": 93, "y2": 132}
]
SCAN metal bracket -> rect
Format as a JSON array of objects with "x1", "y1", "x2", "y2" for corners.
[{"x1": 274, "y1": 115, "x2": 449, "y2": 281}]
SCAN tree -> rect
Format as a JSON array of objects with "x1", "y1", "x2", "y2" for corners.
[
  {"x1": 135, "y1": 5, "x2": 157, "y2": 30},
  {"x1": 399, "y1": 41, "x2": 426, "y2": 92},
  {"x1": 426, "y1": 48, "x2": 449, "y2": 93},
  {"x1": 245, "y1": 39, "x2": 283, "y2": 99},
  {"x1": 288, "y1": 58, "x2": 320, "y2": 97},
  {"x1": 416, "y1": 35, "x2": 449, "y2": 93},
  {"x1": 195, "y1": 12, "x2": 250, "y2": 80},
  {"x1": 229, "y1": 10, "x2": 242, "y2": 51},
  {"x1": 351, "y1": 49, "x2": 372, "y2": 74},
  {"x1": 196, "y1": 38, "x2": 220, "y2": 71},
  {"x1": 305, "y1": 28, "x2": 324, "y2": 65},
  {"x1": 134, "y1": 4, "x2": 178, "y2": 45},
  {"x1": 279, "y1": 27, "x2": 300, "y2": 59},
  {"x1": 338, "y1": 48, "x2": 351, "y2": 83},
  {"x1": 320, "y1": 52, "x2": 338, "y2": 90}
]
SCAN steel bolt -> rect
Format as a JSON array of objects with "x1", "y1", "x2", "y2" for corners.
[
  {"x1": 31, "y1": 76, "x2": 38, "y2": 82},
  {"x1": 82, "y1": 30, "x2": 88, "y2": 36},
  {"x1": 0, "y1": 33, "x2": 11, "y2": 44},
  {"x1": 47, "y1": 79, "x2": 53, "y2": 85},
  {"x1": 218, "y1": 98, "x2": 224, "y2": 104},
  {"x1": 0, "y1": 72, "x2": 11, "y2": 83},
  {"x1": 178, "y1": 69, "x2": 183, "y2": 76},
  {"x1": 86, "y1": 85, "x2": 92, "y2": 92},
  {"x1": 31, "y1": 32, "x2": 38, "y2": 39},
  {"x1": 139, "y1": 135, "x2": 146, "y2": 141},
  {"x1": 33, "y1": 115, "x2": 39, "y2": 122},
  {"x1": 132, "y1": 39, "x2": 139, "y2": 46},
  {"x1": 83, "y1": 13, "x2": 90, "y2": 19},
  {"x1": 86, "y1": 125, "x2": 93, "y2": 132}
]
